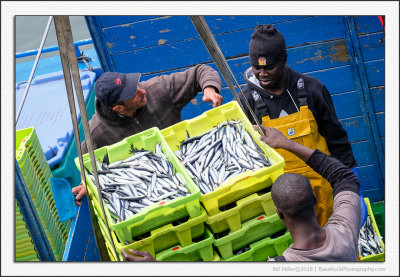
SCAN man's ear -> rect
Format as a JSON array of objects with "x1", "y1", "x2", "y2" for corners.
[
  {"x1": 275, "y1": 206, "x2": 284, "y2": 220},
  {"x1": 112, "y1": 104, "x2": 124, "y2": 113}
]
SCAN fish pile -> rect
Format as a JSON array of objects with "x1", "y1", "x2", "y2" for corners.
[
  {"x1": 233, "y1": 245, "x2": 251, "y2": 256},
  {"x1": 358, "y1": 216, "x2": 384, "y2": 257},
  {"x1": 86, "y1": 143, "x2": 190, "y2": 223},
  {"x1": 174, "y1": 119, "x2": 271, "y2": 195}
]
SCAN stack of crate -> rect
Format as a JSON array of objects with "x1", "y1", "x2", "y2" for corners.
[
  {"x1": 16, "y1": 127, "x2": 72, "y2": 261},
  {"x1": 15, "y1": 202, "x2": 40, "y2": 261},
  {"x1": 161, "y1": 101, "x2": 292, "y2": 261},
  {"x1": 77, "y1": 101, "x2": 293, "y2": 261},
  {"x1": 76, "y1": 128, "x2": 215, "y2": 261}
]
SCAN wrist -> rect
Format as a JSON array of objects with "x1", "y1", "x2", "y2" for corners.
[
  {"x1": 281, "y1": 138, "x2": 295, "y2": 151},
  {"x1": 203, "y1": 86, "x2": 217, "y2": 94}
]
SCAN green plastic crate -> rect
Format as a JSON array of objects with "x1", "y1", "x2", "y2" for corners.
[
  {"x1": 370, "y1": 200, "x2": 384, "y2": 241},
  {"x1": 222, "y1": 230, "x2": 293, "y2": 261},
  {"x1": 161, "y1": 101, "x2": 285, "y2": 216},
  {"x1": 16, "y1": 253, "x2": 40, "y2": 262},
  {"x1": 359, "y1": 198, "x2": 385, "y2": 262},
  {"x1": 16, "y1": 233, "x2": 32, "y2": 241},
  {"x1": 155, "y1": 227, "x2": 215, "y2": 261},
  {"x1": 104, "y1": 239, "x2": 118, "y2": 261},
  {"x1": 213, "y1": 213, "x2": 285, "y2": 260},
  {"x1": 95, "y1": 203, "x2": 208, "y2": 258},
  {"x1": 75, "y1": 127, "x2": 202, "y2": 242},
  {"x1": 212, "y1": 251, "x2": 221, "y2": 261},
  {"x1": 15, "y1": 249, "x2": 38, "y2": 259},
  {"x1": 205, "y1": 187, "x2": 276, "y2": 234},
  {"x1": 15, "y1": 205, "x2": 38, "y2": 259},
  {"x1": 16, "y1": 127, "x2": 71, "y2": 261},
  {"x1": 16, "y1": 244, "x2": 36, "y2": 255}
]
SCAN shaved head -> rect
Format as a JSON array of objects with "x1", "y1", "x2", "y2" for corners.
[{"x1": 271, "y1": 173, "x2": 316, "y2": 219}]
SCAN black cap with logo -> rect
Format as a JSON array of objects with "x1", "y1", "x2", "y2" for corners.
[
  {"x1": 249, "y1": 24, "x2": 287, "y2": 67},
  {"x1": 95, "y1": 72, "x2": 141, "y2": 107}
]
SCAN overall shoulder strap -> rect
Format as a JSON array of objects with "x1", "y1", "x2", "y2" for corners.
[
  {"x1": 297, "y1": 77, "x2": 307, "y2": 106},
  {"x1": 251, "y1": 90, "x2": 269, "y2": 117}
]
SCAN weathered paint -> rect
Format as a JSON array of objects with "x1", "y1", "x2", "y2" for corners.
[
  {"x1": 85, "y1": 15, "x2": 385, "y2": 202},
  {"x1": 106, "y1": 42, "x2": 115, "y2": 48},
  {"x1": 328, "y1": 42, "x2": 349, "y2": 64}
]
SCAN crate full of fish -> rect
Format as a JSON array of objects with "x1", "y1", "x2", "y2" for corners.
[
  {"x1": 222, "y1": 229, "x2": 292, "y2": 261},
  {"x1": 154, "y1": 227, "x2": 215, "y2": 262},
  {"x1": 205, "y1": 184, "x2": 276, "y2": 234},
  {"x1": 94, "y1": 203, "x2": 208, "y2": 258},
  {"x1": 358, "y1": 198, "x2": 385, "y2": 261},
  {"x1": 161, "y1": 101, "x2": 285, "y2": 216},
  {"x1": 75, "y1": 127, "x2": 202, "y2": 241},
  {"x1": 212, "y1": 212, "x2": 285, "y2": 260}
]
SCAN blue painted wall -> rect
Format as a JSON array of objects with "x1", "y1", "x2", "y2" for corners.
[{"x1": 85, "y1": 15, "x2": 385, "y2": 202}]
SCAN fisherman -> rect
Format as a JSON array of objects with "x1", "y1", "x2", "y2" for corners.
[
  {"x1": 259, "y1": 126, "x2": 361, "y2": 261},
  {"x1": 120, "y1": 126, "x2": 361, "y2": 262},
  {"x1": 239, "y1": 24, "x2": 367, "y2": 227},
  {"x1": 73, "y1": 64, "x2": 223, "y2": 202}
]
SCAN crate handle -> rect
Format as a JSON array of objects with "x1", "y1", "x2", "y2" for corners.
[
  {"x1": 162, "y1": 129, "x2": 175, "y2": 137},
  {"x1": 221, "y1": 104, "x2": 234, "y2": 113},
  {"x1": 143, "y1": 132, "x2": 155, "y2": 139}
]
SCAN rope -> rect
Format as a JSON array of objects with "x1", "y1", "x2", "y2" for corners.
[{"x1": 16, "y1": 16, "x2": 53, "y2": 125}]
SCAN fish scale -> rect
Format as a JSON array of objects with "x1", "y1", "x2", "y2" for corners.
[
  {"x1": 358, "y1": 215, "x2": 384, "y2": 257},
  {"x1": 175, "y1": 120, "x2": 272, "y2": 195},
  {"x1": 87, "y1": 144, "x2": 191, "y2": 223}
]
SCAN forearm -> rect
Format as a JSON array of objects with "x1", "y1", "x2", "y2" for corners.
[
  {"x1": 157, "y1": 64, "x2": 222, "y2": 108},
  {"x1": 306, "y1": 150, "x2": 359, "y2": 197},
  {"x1": 281, "y1": 139, "x2": 314, "y2": 163},
  {"x1": 285, "y1": 138, "x2": 360, "y2": 196},
  {"x1": 195, "y1": 64, "x2": 222, "y2": 93},
  {"x1": 258, "y1": 126, "x2": 359, "y2": 196}
]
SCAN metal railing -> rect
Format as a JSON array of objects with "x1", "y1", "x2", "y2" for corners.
[{"x1": 16, "y1": 38, "x2": 93, "y2": 59}]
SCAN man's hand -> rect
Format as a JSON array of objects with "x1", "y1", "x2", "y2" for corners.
[
  {"x1": 71, "y1": 184, "x2": 87, "y2": 206},
  {"x1": 121, "y1": 249, "x2": 157, "y2": 262},
  {"x1": 253, "y1": 125, "x2": 291, "y2": 149},
  {"x1": 202, "y1": 86, "x2": 223, "y2": 108}
]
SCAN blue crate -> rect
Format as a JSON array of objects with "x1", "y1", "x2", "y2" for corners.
[
  {"x1": 51, "y1": 82, "x2": 96, "y2": 187},
  {"x1": 16, "y1": 70, "x2": 96, "y2": 169}
]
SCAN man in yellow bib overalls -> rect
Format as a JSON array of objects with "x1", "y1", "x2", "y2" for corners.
[{"x1": 240, "y1": 24, "x2": 367, "y2": 227}]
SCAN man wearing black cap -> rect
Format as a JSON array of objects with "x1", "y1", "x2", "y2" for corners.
[
  {"x1": 239, "y1": 24, "x2": 366, "y2": 227},
  {"x1": 81, "y1": 64, "x2": 222, "y2": 154},
  {"x1": 73, "y1": 65, "x2": 222, "y2": 202}
]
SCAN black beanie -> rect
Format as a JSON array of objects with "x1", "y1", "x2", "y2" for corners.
[{"x1": 249, "y1": 24, "x2": 287, "y2": 67}]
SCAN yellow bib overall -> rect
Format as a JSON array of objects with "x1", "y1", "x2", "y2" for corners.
[{"x1": 262, "y1": 105, "x2": 333, "y2": 226}]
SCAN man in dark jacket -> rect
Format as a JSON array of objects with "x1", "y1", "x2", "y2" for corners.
[
  {"x1": 239, "y1": 24, "x2": 366, "y2": 227},
  {"x1": 73, "y1": 64, "x2": 222, "y2": 201},
  {"x1": 81, "y1": 64, "x2": 222, "y2": 153},
  {"x1": 258, "y1": 126, "x2": 361, "y2": 261}
]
